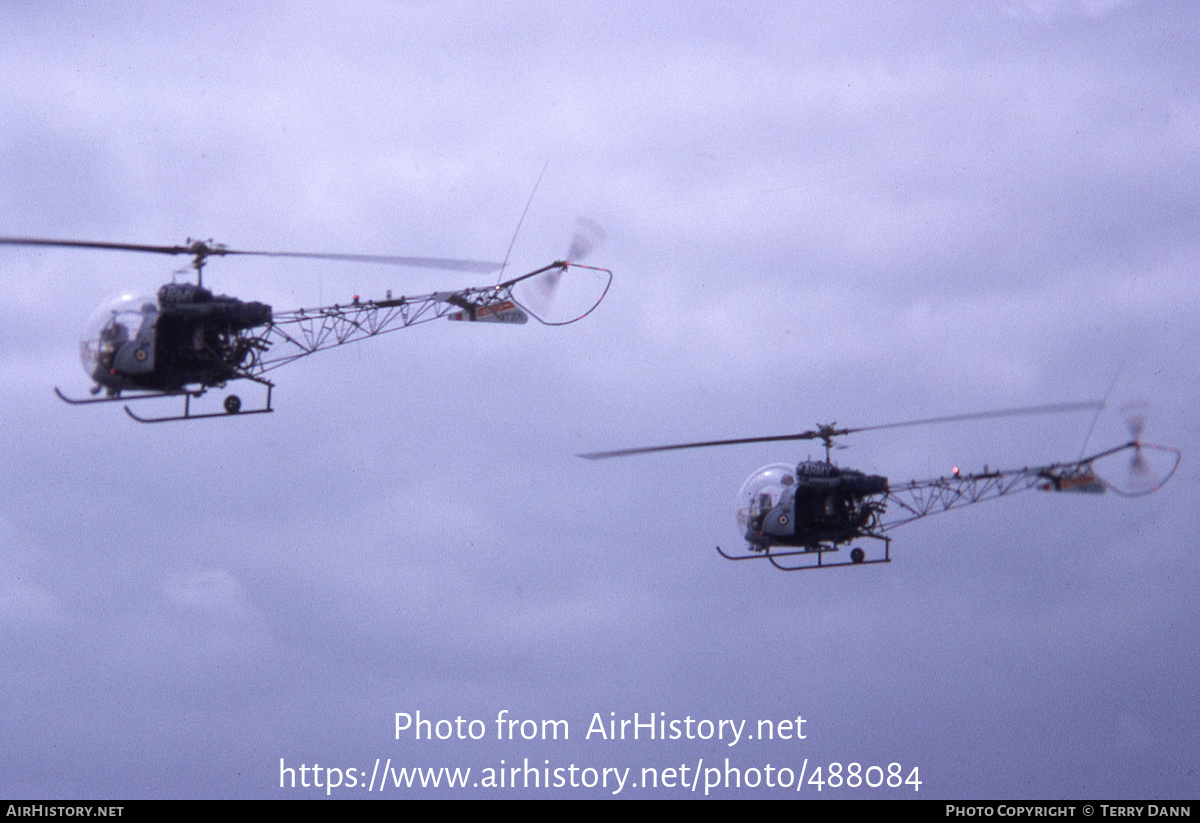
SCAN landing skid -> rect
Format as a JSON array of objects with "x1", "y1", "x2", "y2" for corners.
[
  {"x1": 716, "y1": 534, "x2": 892, "y2": 571},
  {"x1": 55, "y1": 386, "x2": 195, "y2": 405},
  {"x1": 124, "y1": 384, "x2": 274, "y2": 423},
  {"x1": 56, "y1": 383, "x2": 273, "y2": 422}
]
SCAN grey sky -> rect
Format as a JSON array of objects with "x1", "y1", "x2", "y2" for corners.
[{"x1": 1, "y1": 1, "x2": 1196, "y2": 798}]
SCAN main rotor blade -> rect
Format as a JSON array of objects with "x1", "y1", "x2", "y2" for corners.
[
  {"x1": 0, "y1": 237, "x2": 501, "y2": 273},
  {"x1": 578, "y1": 400, "x2": 1105, "y2": 460},
  {"x1": 0, "y1": 237, "x2": 201, "y2": 255},
  {"x1": 847, "y1": 400, "x2": 1105, "y2": 436},
  {"x1": 223, "y1": 249, "x2": 501, "y2": 273},
  {"x1": 579, "y1": 430, "x2": 836, "y2": 460}
]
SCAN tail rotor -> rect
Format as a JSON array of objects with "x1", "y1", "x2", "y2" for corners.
[
  {"x1": 514, "y1": 218, "x2": 611, "y2": 325},
  {"x1": 1094, "y1": 405, "x2": 1181, "y2": 497},
  {"x1": 536, "y1": 217, "x2": 606, "y2": 300},
  {"x1": 1125, "y1": 410, "x2": 1148, "y2": 476}
]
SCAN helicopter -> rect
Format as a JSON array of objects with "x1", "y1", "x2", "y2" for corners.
[
  {"x1": 0, "y1": 232, "x2": 611, "y2": 423},
  {"x1": 580, "y1": 402, "x2": 1181, "y2": 571}
]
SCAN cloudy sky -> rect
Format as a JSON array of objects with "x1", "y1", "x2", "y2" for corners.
[{"x1": 1, "y1": 0, "x2": 1196, "y2": 799}]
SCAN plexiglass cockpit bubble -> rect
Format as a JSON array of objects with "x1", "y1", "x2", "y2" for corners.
[
  {"x1": 736, "y1": 463, "x2": 796, "y2": 531},
  {"x1": 80, "y1": 293, "x2": 156, "y2": 381}
]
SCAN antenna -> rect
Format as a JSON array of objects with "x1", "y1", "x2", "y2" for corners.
[
  {"x1": 497, "y1": 161, "x2": 548, "y2": 284},
  {"x1": 1078, "y1": 364, "x2": 1122, "y2": 460}
]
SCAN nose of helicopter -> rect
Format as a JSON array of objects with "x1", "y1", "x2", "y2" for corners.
[
  {"x1": 79, "y1": 292, "x2": 157, "y2": 389},
  {"x1": 736, "y1": 463, "x2": 795, "y2": 533}
]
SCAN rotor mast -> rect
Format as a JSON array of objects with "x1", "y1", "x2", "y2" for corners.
[
  {"x1": 183, "y1": 239, "x2": 228, "y2": 287},
  {"x1": 814, "y1": 424, "x2": 843, "y2": 463}
]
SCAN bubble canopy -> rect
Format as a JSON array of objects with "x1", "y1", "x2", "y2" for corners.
[
  {"x1": 80, "y1": 292, "x2": 157, "y2": 380},
  {"x1": 736, "y1": 463, "x2": 796, "y2": 531}
]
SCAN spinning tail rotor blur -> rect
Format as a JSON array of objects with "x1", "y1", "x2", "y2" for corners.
[
  {"x1": 513, "y1": 218, "x2": 611, "y2": 325},
  {"x1": 1090, "y1": 406, "x2": 1181, "y2": 497}
]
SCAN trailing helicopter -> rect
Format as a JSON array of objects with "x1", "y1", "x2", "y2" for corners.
[
  {"x1": 580, "y1": 403, "x2": 1181, "y2": 571},
  {"x1": 1, "y1": 231, "x2": 611, "y2": 422}
]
